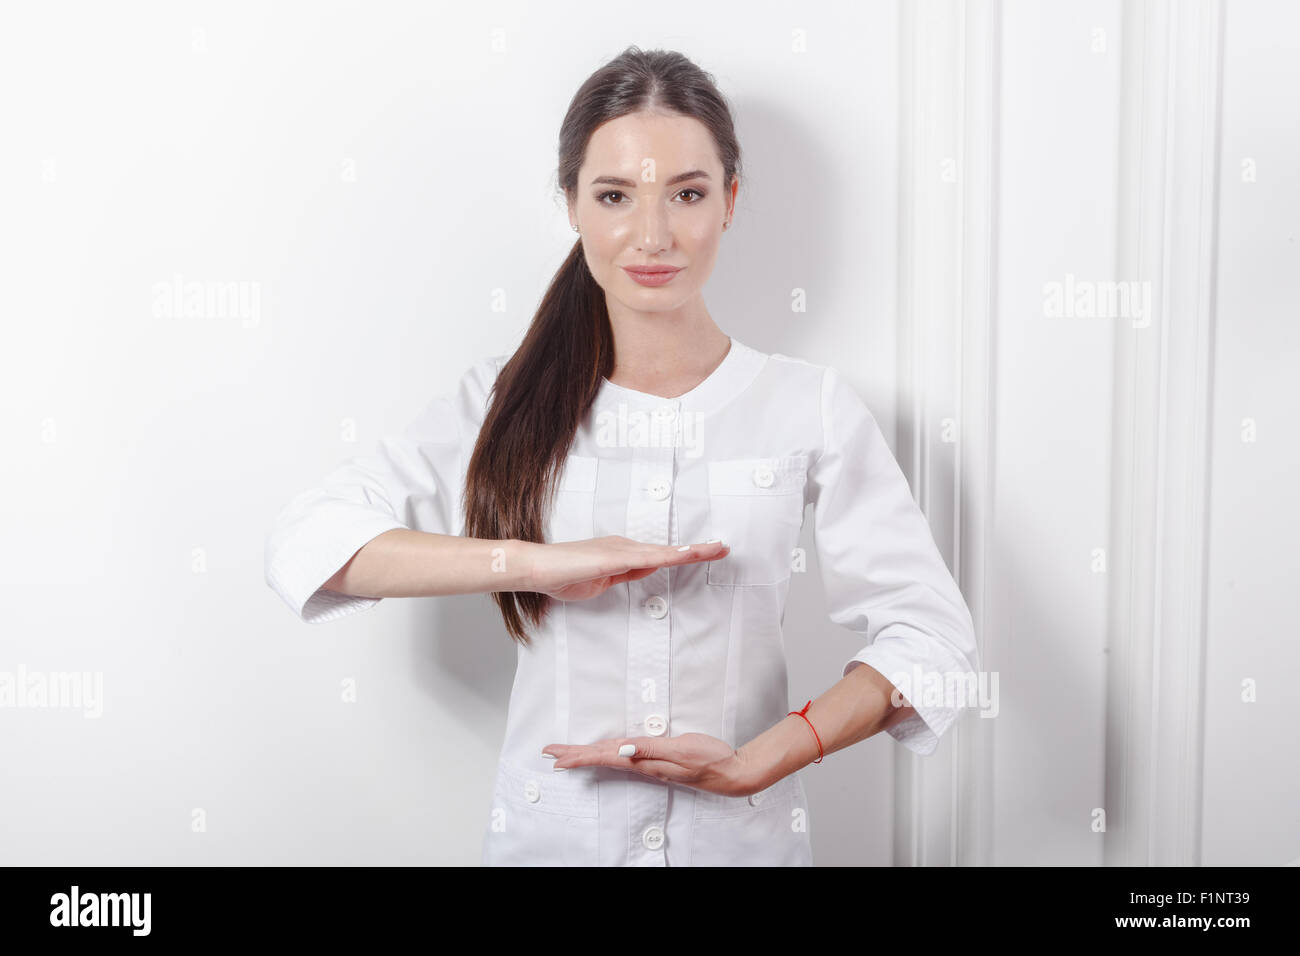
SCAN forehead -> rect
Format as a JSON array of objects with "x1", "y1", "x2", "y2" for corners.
[{"x1": 580, "y1": 111, "x2": 718, "y2": 174}]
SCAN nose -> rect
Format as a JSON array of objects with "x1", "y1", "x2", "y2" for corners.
[{"x1": 634, "y1": 194, "x2": 671, "y2": 253}]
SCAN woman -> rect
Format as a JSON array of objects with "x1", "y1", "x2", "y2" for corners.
[{"x1": 265, "y1": 46, "x2": 979, "y2": 866}]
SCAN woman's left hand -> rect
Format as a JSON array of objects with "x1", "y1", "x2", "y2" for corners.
[{"x1": 542, "y1": 733, "x2": 763, "y2": 798}]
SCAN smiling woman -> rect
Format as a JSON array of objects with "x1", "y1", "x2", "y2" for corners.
[{"x1": 266, "y1": 44, "x2": 980, "y2": 868}]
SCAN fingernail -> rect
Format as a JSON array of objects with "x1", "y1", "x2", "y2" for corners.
[
  {"x1": 553, "y1": 766, "x2": 567, "y2": 772},
  {"x1": 677, "y1": 545, "x2": 691, "y2": 551},
  {"x1": 618, "y1": 744, "x2": 636, "y2": 757},
  {"x1": 541, "y1": 752, "x2": 557, "y2": 759}
]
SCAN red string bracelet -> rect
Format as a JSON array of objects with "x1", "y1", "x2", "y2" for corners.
[{"x1": 788, "y1": 699, "x2": 824, "y2": 764}]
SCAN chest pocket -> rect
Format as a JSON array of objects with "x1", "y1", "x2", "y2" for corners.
[
  {"x1": 546, "y1": 454, "x2": 598, "y2": 544},
  {"x1": 705, "y1": 455, "x2": 808, "y2": 587}
]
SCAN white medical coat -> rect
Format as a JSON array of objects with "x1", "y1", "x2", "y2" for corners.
[{"x1": 265, "y1": 336, "x2": 980, "y2": 866}]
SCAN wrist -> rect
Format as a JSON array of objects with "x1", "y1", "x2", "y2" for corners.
[
  {"x1": 506, "y1": 538, "x2": 540, "y2": 591},
  {"x1": 737, "y1": 714, "x2": 822, "y2": 793}
]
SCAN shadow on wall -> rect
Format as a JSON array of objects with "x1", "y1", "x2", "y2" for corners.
[{"x1": 411, "y1": 591, "x2": 518, "y2": 755}]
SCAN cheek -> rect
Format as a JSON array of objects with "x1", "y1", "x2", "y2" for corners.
[
  {"x1": 682, "y1": 232, "x2": 722, "y2": 268},
  {"x1": 583, "y1": 227, "x2": 623, "y2": 259},
  {"x1": 682, "y1": 217, "x2": 721, "y2": 246}
]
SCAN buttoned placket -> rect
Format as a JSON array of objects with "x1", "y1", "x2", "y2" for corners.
[{"x1": 622, "y1": 399, "x2": 682, "y2": 865}]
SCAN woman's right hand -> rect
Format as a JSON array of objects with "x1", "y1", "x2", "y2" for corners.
[{"x1": 521, "y1": 536, "x2": 730, "y2": 602}]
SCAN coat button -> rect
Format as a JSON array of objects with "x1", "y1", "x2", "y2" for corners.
[
  {"x1": 753, "y1": 465, "x2": 775, "y2": 488},
  {"x1": 648, "y1": 478, "x2": 671, "y2": 500},
  {"x1": 653, "y1": 405, "x2": 676, "y2": 423},
  {"x1": 644, "y1": 714, "x2": 667, "y2": 736},
  {"x1": 748, "y1": 790, "x2": 764, "y2": 806},
  {"x1": 524, "y1": 780, "x2": 540, "y2": 803},
  {"x1": 642, "y1": 825, "x2": 665, "y2": 850},
  {"x1": 643, "y1": 596, "x2": 668, "y2": 619}
]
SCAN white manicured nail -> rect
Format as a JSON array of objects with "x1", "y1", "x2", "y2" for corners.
[
  {"x1": 618, "y1": 744, "x2": 636, "y2": 757},
  {"x1": 541, "y1": 752, "x2": 557, "y2": 759},
  {"x1": 677, "y1": 545, "x2": 691, "y2": 551}
]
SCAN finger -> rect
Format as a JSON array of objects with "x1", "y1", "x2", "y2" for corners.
[
  {"x1": 544, "y1": 742, "x2": 695, "y2": 786},
  {"x1": 549, "y1": 737, "x2": 659, "y2": 770},
  {"x1": 540, "y1": 742, "x2": 613, "y2": 770},
  {"x1": 673, "y1": 541, "x2": 731, "y2": 564},
  {"x1": 611, "y1": 739, "x2": 694, "y2": 784},
  {"x1": 616, "y1": 739, "x2": 660, "y2": 760},
  {"x1": 614, "y1": 737, "x2": 690, "y2": 768},
  {"x1": 624, "y1": 541, "x2": 730, "y2": 572}
]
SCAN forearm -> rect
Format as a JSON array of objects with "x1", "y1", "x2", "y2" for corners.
[
  {"x1": 737, "y1": 662, "x2": 918, "y2": 792},
  {"x1": 322, "y1": 529, "x2": 535, "y2": 598}
]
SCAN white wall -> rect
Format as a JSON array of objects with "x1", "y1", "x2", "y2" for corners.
[
  {"x1": 923, "y1": 0, "x2": 1298, "y2": 867},
  {"x1": 1201, "y1": 0, "x2": 1300, "y2": 866},
  {"x1": 980, "y1": 0, "x2": 1123, "y2": 867}
]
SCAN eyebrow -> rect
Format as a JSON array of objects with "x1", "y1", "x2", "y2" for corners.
[{"x1": 590, "y1": 169, "x2": 712, "y2": 188}]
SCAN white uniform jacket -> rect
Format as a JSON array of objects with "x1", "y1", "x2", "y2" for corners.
[{"x1": 265, "y1": 336, "x2": 980, "y2": 866}]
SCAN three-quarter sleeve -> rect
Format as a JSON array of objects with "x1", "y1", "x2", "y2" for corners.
[
  {"x1": 806, "y1": 365, "x2": 980, "y2": 756},
  {"x1": 264, "y1": 357, "x2": 499, "y2": 624}
]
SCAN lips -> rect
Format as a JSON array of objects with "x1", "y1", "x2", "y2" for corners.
[{"x1": 622, "y1": 266, "x2": 683, "y2": 287}]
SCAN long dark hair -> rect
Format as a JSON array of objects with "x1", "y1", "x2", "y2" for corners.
[{"x1": 463, "y1": 45, "x2": 743, "y2": 645}]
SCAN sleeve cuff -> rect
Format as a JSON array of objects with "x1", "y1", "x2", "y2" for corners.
[
  {"x1": 842, "y1": 633, "x2": 973, "y2": 757},
  {"x1": 265, "y1": 513, "x2": 406, "y2": 624}
]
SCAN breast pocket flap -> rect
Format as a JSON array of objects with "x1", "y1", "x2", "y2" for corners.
[{"x1": 707, "y1": 455, "x2": 808, "y2": 496}]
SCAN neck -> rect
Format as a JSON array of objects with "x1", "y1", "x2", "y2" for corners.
[{"x1": 604, "y1": 301, "x2": 731, "y2": 396}]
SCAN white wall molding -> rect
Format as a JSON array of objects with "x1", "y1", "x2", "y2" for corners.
[
  {"x1": 895, "y1": 0, "x2": 1000, "y2": 867},
  {"x1": 1104, "y1": 0, "x2": 1224, "y2": 866}
]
